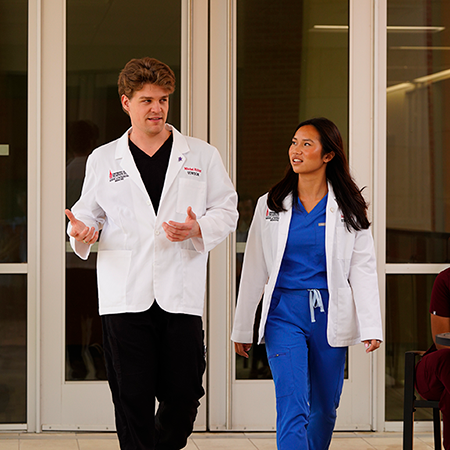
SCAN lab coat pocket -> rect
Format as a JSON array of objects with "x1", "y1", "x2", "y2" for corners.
[
  {"x1": 268, "y1": 349, "x2": 294, "y2": 398},
  {"x1": 177, "y1": 178, "x2": 206, "y2": 217},
  {"x1": 97, "y1": 250, "x2": 132, "y2": 307},
  {"x1": 336, "y1": 287, "x2": 358, "y2": 340},
  {"x1": 180, "y1": 248, "x2": 207, "y2": 304}
]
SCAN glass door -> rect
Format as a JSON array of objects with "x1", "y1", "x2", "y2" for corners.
[
  {"x1": 0, "y1": 0, "x2": 28, "y2": 429},
  {"x1": 224, "y1": 0, "x2": 382, "y2": 430},
  {"x1": 233, "y1": 0, "x2": 351, "y2": 430},
  {"x1": 63, "y1": 0, "x2": 183, "y2": 428},
  {"x1": 40, "y1": 0, "x2": 210, "y2": 430}
]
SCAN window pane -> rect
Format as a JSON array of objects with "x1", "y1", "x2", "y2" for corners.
[
  {"x1": 385, "y1": 274, "x2": 436, "y2": 421},
  {"x1": 0, "y1": 275, "x2": 27, "y2": 423},
  {"x1": 66, "y1": 0, "x2": 181, "y2": 381},
  {"x1": 0, "y1": 0, "x2": 27, "y2": 263},
  {"x1": 236, "y1": 0, "x2": 349, "y2": 380},
  {"x1": 387, "y1": 0, "x2": 450, "y2": 263},
  {"x1": 0, "y1": 0, "x2": 27, "y2": 425}
]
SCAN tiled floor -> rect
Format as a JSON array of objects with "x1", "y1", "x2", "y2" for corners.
[{"x1": 0, "y1": 431, "x2": 439, "y2": 449}]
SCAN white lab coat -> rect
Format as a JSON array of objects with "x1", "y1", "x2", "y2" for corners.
[
  {"x1": 231, "y1": 184, "x2": 383, "y2": 347},
  {"x1": 69, "y1": 124, "x2": 238, "y2": 316}
]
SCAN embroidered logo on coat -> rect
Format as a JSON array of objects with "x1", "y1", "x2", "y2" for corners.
[
  {"x1": 265, "y1": 209, "x2": 279, "y2": 222},
  {"x1": 184, "y1": 166, "x2": 202, "y2": 177},
  {"x1": 109, "y1": 170, "x2": 129, "y2": 183}
]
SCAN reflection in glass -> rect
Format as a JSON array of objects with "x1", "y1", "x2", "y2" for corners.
[
  {"x1": 387, "y1": 0, "x2": 450, "y2": 263},
  {"x1": 236, "y1": 0, "x2": 349, "y2": 380},
  {"x1": 0, "y1": 0, "x2": 27, "y2": 263},
  {"x1": 65, "y1": 0, "x2": 181, "y2": 381},
  {"x1": 385, "y1": 274, "x2": 436, "y2": 421},
  {"x1": 0, "y1": 275, "x2": 27, "y2": 423}
]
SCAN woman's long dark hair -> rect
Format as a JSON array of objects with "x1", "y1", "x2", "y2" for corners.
[{"x1": 267, "y1": 117, "x2": 370, "y2": 231}]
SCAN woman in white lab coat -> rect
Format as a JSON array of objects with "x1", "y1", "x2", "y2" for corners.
[{"x1": 232, "y1": 117, "x2": 383, "y2": 450}]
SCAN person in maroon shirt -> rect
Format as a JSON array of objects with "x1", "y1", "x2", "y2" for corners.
[{"x1": 416, "y1": 267, "x2": 450, "y2": 449}]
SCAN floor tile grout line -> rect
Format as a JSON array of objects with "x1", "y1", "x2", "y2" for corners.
[
  {"x1": 416, "y1": 435, "x2": 439, "y2": 449},
  {"x1": 190, "y1": 437, "x2": 200, "y2": 450},
  {"x1": 360, "y1": 436, "x2": 385, "y2": 449}
]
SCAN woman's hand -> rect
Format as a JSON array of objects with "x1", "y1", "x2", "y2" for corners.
[
  {"x1": 363, "y1": 339, "x2": 381, "y2": 353},
  {"x1": 234, "y1": 342, "x2": 252, "y2": 358}
]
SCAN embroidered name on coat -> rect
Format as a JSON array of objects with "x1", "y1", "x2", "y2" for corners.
[
  {"x1": 184, "y1": 166, "x2": 202, "y2": 177},
  {"x1": 265, "y1": 209, "x2": 279, "y2": 222},
  {"x1": 109, "y1": 170, "x2": 129, "y2": 183}
]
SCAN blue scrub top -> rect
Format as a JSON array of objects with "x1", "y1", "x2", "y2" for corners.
[{"x1": 275, "y1": 194, "x2": 328, "y2": 290}]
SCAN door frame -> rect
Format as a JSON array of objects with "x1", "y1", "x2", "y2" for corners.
[
  {"x1": 26, "y1": 0, "x2": 42, "y2": 433},
  {"x1": 35, "y1": 0, "x2": 210, "y2": 432},
  {"x1": 207, "y1": 0, "x2": 389, "y2": 431}
]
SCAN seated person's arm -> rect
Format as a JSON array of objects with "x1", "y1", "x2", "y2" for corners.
[{"x1": 431, "y1": 313, "x2": 450, "y2": 350}]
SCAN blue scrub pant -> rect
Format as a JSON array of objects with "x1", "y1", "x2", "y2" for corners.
[{"x1": 265, "y1": 288, "x2": 347, "y2": 450}]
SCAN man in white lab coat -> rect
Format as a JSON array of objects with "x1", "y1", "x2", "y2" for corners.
[{"x1": 65, "y1": 57, "x2": 238, "y2": 450}]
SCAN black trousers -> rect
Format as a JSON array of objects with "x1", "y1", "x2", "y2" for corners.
[{"x1": 101, "y1": 301, "x2": 206, "y2": 450}]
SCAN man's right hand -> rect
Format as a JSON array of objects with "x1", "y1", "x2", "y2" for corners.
[{"x1": 65, "y1": 209, "x2": 99, "y2": 245}]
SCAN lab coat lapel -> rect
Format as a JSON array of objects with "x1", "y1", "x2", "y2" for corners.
[
  {"x1": 115, "y1": 129, "x2": 152, "y2": 204},
  {"x1": 159, "y1": 126, "x2": 189, "y2": 206},
  {"x1": 277, "y1": 196, "x2": 293, "y2": 261},
  {"x1": 325, "y1": 182, "x2": 338, "y2": 272}
]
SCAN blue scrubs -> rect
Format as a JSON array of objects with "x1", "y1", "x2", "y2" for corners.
[{"x1": 265, "y1": 195, "x2": 347, "y2": 450}]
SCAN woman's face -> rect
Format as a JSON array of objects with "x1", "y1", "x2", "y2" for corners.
[{"x1": 288, "y1": 125, "x2": 333, "y2": 176}]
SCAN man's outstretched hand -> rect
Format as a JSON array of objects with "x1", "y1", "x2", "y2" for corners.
[{"x1": 65, "y1": 209, "x2": 99, "y2": 245}]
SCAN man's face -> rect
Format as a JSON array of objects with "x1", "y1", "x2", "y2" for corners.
[{"x1": 121, "y1": 83, "x2": 171, "y2": 139}]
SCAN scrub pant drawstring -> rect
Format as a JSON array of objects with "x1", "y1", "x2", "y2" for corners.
[{"x1": 308, "y1": 289, "x2": 324, "y2": 323}]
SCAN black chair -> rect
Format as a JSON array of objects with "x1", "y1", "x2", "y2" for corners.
[{"x1": 403, "y1": 351, "x2": 442, "y2": 450}]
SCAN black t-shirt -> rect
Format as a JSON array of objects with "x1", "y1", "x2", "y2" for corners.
[{"x1": 129, "y1": 133, "x2": 173, "y2": 214}]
